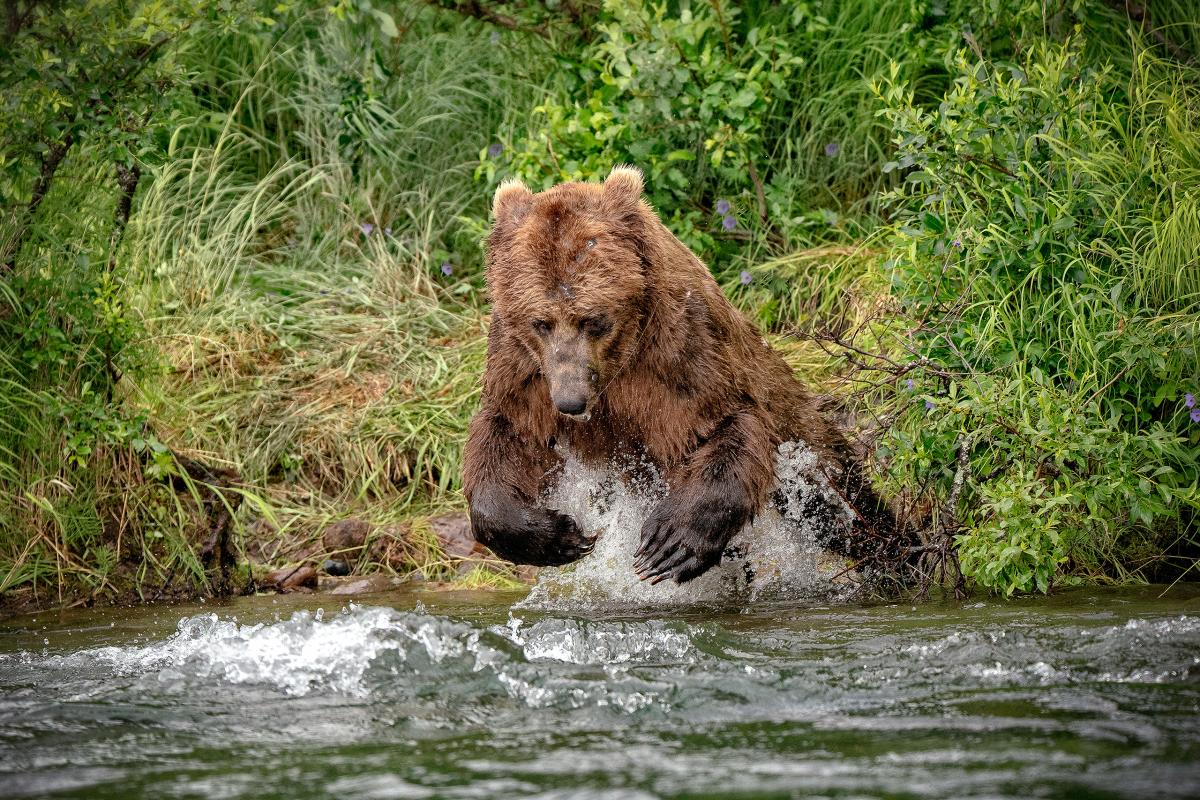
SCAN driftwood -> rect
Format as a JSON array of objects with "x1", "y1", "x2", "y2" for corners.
[{"x1": 154, "y1": 452, "x2": 244, "y2": 598}]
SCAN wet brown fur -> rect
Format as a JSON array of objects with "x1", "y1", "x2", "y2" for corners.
[{"x1": 464, "y1": 167, "x2": 898, "y2": 581}]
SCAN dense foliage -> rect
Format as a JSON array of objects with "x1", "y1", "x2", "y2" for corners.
[{"x1": 1, "y1": 0, "x2": 1197, "y2": 605}]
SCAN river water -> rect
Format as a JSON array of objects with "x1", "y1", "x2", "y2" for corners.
[{"x1": 1, "y1": 585, "x2": 1198, "y2": 799}]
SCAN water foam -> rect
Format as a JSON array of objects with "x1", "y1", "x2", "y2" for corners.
[
  {"x1": 495, "y1": 615, "x2": 696, "y2": 665},
  {"x1": 54, "y1": 605, "x2": 468, "y2": 697},
  {"x1": 518, "y1": 440, "x2": 857, "y2": 610},
  {"x1": 889, "y1": 615, "x2": 1200, "y2": 686},
  {"x1": 22, "y1": 606, "x2": 706, "y2": 712}
]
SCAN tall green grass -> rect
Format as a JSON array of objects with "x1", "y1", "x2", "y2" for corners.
[
  {"x1": 130, "y1": 7, "x2": 554, "y2": 578},
  {"x1": 1, "y1": 4, "x2": 551, "y2": 604}
]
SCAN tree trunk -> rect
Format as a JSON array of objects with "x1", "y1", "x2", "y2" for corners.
[{"x1": 107, "y1": 161, "x2": 141, "y2": 272}]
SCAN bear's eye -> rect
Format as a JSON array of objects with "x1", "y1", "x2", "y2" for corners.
[
  {"x1": 532, "y1": 319, "x2": 553, "y2": 336},
  {"x1": 579, "y1": 317, "x2": 611, "y2": 338},
  {"x1": 585, "y1": 238, "x2": 597, "y2": 250}
]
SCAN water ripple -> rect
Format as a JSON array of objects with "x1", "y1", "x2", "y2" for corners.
[{"x1": 2, "y1": 593, "x2": 1199, "y2": 799}]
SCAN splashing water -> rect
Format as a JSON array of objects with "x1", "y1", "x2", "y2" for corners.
[
  {"x1": 3, "y1": 605, "x2": 702, "y2": 711},
  {"x1": 33, "y1": 605, "x2": 482, "y2": 698},
  {"x1": 519, "y1": 440, "x2": 857, "y2": 610}
]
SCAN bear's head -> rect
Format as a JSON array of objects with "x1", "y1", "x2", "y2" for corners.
[{"x1": 486, "y1": 166, "x2": 651, "y2": 418}]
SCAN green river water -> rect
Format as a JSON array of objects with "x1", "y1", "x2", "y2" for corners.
[{"x1": 1, "y1": 585, "x2": 1198, "y2": 799}]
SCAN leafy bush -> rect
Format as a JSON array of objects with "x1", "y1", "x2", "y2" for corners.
[
  {"x1": 482, "y1": 0, "x2": 925, "y2": 265},
  {"x1": 872, "y1": 39, "x2": 1200, "y2": 594}
]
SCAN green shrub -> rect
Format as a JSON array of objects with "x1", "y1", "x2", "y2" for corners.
[{"x1": 872, "y1": 38, "x2": 1199, "y2": 594}]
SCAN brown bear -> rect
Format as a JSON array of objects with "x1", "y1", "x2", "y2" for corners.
[{"x1": 464, "y1": 166, "x2": 902, "y2": 584}]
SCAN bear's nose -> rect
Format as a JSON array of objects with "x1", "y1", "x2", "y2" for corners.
[{"x1": 553, "y1": 395, "x2": 588, "y2": 416}]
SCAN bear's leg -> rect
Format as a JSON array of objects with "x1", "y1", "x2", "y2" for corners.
[
  {"x1": 463, "y1": 411, "x2": 596, "y2": 566},
  {"x1": 634, "y1": 409, "x2": 774, "y2": 584}
]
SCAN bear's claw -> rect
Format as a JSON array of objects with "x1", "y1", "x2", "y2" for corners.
[
  {"x1": 634, "y1": 489, "x2": 752, "y2": 584},
  {"x1": 634, "y1": 531, "x2": 719, "y2": 584},
  {"x1": 633, "y1": 520, "x2": 716, "y2": 585}
]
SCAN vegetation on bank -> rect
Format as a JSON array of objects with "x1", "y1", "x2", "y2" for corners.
[{"x1": 1, "y1": 0, "x2": 1197, "y2": 606}]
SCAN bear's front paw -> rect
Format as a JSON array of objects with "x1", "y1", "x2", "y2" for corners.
[
  {"x1": 633, "y1": 491, "x2": 752, "y2": 584},
  {"x1": 470, "y1": 493, "x2": 596, "y2": 567},
  {"x1": 530, "y1": 507, "x2": 598, "y2": 565}
]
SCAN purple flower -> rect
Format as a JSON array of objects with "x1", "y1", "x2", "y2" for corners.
[
  {"x1": 722, "y1": 215, "x2": 736, "y2": 231},
  {"x1": 739, "y1": 270, "x2": 752, "y2": 285},
  {"x1": 1192, "y1": 408, "x2": 1200, "y2": 424},
  {"x1": 384, "y1": 226, "x2": 392, "y2": 237},
  {"x1": 952, "y1": 239, "x2": 963, "y2": 249},
  {"x1": 1186, "y1": 392, "x2": 1196, "y2": 409},
  {"x1": 359, "y1": 222, "x2": 374, "y2": 236},
  {"x1": 824, "y1": 142, "x2": 840, "y2": 158},
  {"x1": 906, "y1": 377, "x2": 914, "y2": 391},
  {"x1": 487, "y1": 142, "x2": 503, "y2": 158},
  {"x1": 441, "y1": 261, "x2": 453, "y2": 276},
  {"x1": 716, "y1": 198, "x2": 731, "y2": 215},
  {"x1": 924, "y1": 399, "x2": 935, "y2": 411}
]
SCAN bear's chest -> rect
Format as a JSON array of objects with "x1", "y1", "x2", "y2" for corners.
[{"x1": 552, "y1": 385, "x2": 710, "y2": 471}]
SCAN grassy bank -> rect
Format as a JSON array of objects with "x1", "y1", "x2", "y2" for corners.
[{"x1": 1, "y1": 0, "x2": 1197, "y2": 607}]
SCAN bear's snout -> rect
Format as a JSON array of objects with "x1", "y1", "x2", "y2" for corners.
[
  {"x1": 550, "y1": 377, "x2": 592, "y2": 416},
  {"x1": 553, "y1": 394, "x2": 588, "y2": 416},
  {"x1": 545, "y1": 334, "x2": 597, "y2": 417}
]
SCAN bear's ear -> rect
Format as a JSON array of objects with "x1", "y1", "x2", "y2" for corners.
[
  {"x1": 493, "y1": 178, "x2": 534, "y2": 225},
  {"x1": 603, "y1": 165, "x2": 644, "y2": 206}
]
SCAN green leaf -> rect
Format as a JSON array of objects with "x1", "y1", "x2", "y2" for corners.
[{"x1": 372, "y1": 11, "x2": 399, "y2": 38}]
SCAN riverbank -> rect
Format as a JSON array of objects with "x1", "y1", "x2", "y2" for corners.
[{"x1": 2, "y1": 1, "x2": 1197, "y2": 608}]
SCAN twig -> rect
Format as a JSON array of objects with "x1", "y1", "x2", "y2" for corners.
[
  {"x1": 545, "y1": 134, "x2": 561, "y2": 174},
  {"x1": 708, "y1": 0, "x2": 733, "y2": 58},
  {"x1": 2, "y1": 133, "x2": 75, "y2": 274},
  {"x1": 941, "y1": 434, "x2": 972, "y2": 535},
  {"x1": 977, "y1": 460, "x2": 1009, "y2": 483},
  {"x1": 424, "y1": 1, "x2": 551, "y2": 40},
  {"x1": 107, "y1": 161, "x2": 142, "y2": 272},
  {"x1": 829, "y1": 556, "x2": 870, "y2": 584},
  {"x1": 961, "y1": 153, "x2": 1016, "y2": 178},
  {"x1": 799, "y1": 328, "x2": 956, "y2": 380},
  {"x1": 168, "y1": 452, "x2": 245, "y2": 597},
  {"x1": 1084, "y1": 367, "x2": 1128, "y2": 407},
  {"x1": 746, "y1": 156, "x2": 768, "y2": 223},
  {"x1": 1111, "y1": 0, "x2": 1195, "y2": 65}
]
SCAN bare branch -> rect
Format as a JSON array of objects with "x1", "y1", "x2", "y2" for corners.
[{"x1": 422, "y1": 0, "x2": 551, "y2": 40}]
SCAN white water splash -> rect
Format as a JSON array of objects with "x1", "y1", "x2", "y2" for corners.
[
  {"x1": 53, "y1": 605, "x2": 463, "y2": 696},
  {"x1": 495, "y1": 615, "x2": 696, "y2": 665},
  {"x1": 19, "y1": 607, "x2": 705, "y2": 710},
  {"x1": 518, "y1": 440, "x2": 858, "y2": 610}
]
